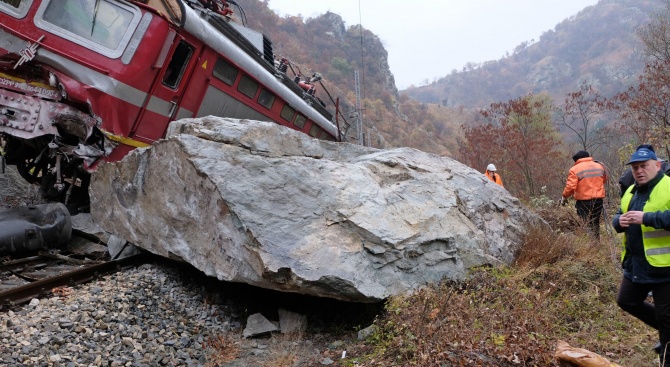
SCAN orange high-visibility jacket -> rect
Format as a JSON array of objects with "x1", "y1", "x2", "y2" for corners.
[
  {"x1": 485, "y1": 170, "x2": 504, "y2": 187},
  {"x1": 562, "y1": 157, "x2": 606, "y2": 200}
]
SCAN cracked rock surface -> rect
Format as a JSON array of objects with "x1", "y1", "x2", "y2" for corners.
[{"x1": 90, "y1": 117, "x2": 546, "y2": 302}]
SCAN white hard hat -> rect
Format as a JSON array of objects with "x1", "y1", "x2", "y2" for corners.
[{"x1": 487, "y1": 164, "x2": 497, "y2": 172}]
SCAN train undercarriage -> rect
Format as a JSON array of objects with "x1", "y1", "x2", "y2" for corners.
[{"x1": 2, "y1": 134, "x2": 92, "y2": 212}]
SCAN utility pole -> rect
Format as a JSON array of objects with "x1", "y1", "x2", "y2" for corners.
[{"x1": 354, "y1": 70, "x2": 363, "y2": 146}]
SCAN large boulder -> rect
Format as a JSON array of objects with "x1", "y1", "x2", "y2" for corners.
[{"x1": 90, "y1": 117, "x2": 547, "y2": 302}]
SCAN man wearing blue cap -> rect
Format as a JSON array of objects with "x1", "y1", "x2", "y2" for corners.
[
  {"x1": 613, "y1": 146, "x2": 670, "y2": 365},
  {"x1": 618, "y1": 144, "x2": 670, "y2": 196}
]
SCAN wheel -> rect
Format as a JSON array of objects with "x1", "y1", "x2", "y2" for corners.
[{"x1": 15, "y1": 148, "x2": 49, "y2": 185}]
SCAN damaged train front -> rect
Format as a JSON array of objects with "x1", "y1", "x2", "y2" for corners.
[{"x1": 0, "y1": 13, "x2": 115, "y2": 212}]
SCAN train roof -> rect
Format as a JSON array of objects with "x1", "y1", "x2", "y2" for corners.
[{"x1": 135, "y1": 0, "x2": 339, "y2": 137}]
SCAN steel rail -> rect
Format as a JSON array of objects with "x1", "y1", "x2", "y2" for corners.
[{"x1": 0, "y1": 253, "x2": 149, "y2": 310}]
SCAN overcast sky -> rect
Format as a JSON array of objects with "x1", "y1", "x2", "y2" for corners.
[{"x1": 267, "y1": 0, "x2": 600, "y2": 89}]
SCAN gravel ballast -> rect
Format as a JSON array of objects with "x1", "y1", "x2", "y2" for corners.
[{"x1": 0, "y1": 263, "x2": 235, "y2": 367}]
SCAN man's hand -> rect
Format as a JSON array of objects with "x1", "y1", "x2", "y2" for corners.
[
  {"x1": 559, "y1": 197, "x2": 567, "y2": 206},
  {"x1": 619, "y1": 211, "x2": 644, "y2": 228}
]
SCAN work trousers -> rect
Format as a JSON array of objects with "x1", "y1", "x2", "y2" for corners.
[
  {"x1": 575, "y1": 198, "x2": 603, "y2": 239},
  {"x1": 616, "y1": 276, "x2": 670, "y2": 365}
]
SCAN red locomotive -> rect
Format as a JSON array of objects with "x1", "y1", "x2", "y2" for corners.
[{"x1": 0, "y1": 0, "x2": 342, "y2": 211}]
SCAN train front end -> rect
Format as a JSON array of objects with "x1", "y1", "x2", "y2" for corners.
[{"x1": 0, "y1": 0, "x2": 161, "y2": 211}]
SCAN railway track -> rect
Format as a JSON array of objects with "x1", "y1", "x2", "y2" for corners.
[{"x1": 0, "y1": 230, "x2": 148, "y2": 310}]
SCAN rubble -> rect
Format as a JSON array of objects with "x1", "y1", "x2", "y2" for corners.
[
  {"x1": 278, "y1": 308, "x2": 308, "y2": 334},
  {"x1": 90, "y1": 117, "x2": 548, "y2": 302},
  {"x1": 243, "y1": 313, "x2": 279, "y2": 338}
]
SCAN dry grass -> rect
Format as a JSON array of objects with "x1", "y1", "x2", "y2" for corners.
[
  {"x1": 259, "y1": 332, "x2": 315, "y2": 367},
  {"x1": 203, "y1": 334, "x2": 240, "y2": 366},
  {"x1": 345, "y1": 208, "x2": 659, "y2": 366}
]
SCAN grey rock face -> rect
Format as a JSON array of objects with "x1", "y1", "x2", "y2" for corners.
[
  {"x1": 90, "y1": 117, "x2": 546, "y2": 302},
  {"x1": 243, "y1": 313, "x2": 279, "y2": 338},
  {"x1": 0, "y1": 165, "x2": 42, "y2": 209},
  {"x1": 278, "y1": 308, "x2": 307, "y2": 334}
]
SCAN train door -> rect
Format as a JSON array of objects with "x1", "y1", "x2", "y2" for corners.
[{"x1": 131, "y1": 32, "x2": 202, "y2": 142}]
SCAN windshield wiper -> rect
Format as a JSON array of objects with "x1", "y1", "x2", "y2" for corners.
[{"x1": 91, "y1": 0, "x2": 101, "y2": 36}]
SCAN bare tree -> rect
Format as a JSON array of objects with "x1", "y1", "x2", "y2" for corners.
[
  {"x1": 638, "y1": 0, "x2": 670, "y2": 64},
  {"x1": 555, "y1": 81, "x2": 606, "y2": 153}
]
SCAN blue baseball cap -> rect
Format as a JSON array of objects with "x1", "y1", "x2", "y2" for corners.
[{"x1": 626, "y1": 147, "x2": 658, "y2": 165}]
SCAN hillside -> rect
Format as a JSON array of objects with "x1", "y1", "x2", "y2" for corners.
[
  {"x1": 405, "y1": 0, "x2": 663, "y2": 108},
  {"x1": 236, "y1": 0, "x2": 667, "y2": 166},
  {"x1": 236, "y1": 0, "x2": 468, "y2": 156}
]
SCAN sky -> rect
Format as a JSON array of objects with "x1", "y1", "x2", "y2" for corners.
[{"x1": 267, "y1": 0, "x2": 600, "y2": 89}]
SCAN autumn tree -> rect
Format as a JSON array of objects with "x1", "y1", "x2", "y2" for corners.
[
  {"x1": 556, "y1": 81, "x2": 607, "y2": 153},
  {"x1": 607, "y1": 1, "x2": 670, "y2": 158},
  {"x1": 638, "y1": 0, "x2": 670, "y2": 65},
  {"x1": 460, "y1": 94, "x2": 565, "y2": 199},
  {"x1": 607, "y1": 62, "x2": 670, "y2": 158}
]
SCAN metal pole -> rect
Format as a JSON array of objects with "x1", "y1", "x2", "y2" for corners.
[{"x1": 354, "y1": 70, "x2": 363, "y2": 145}]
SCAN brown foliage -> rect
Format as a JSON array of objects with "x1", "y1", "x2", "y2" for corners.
[
  {"x1": 607, "y1": 60, "x2": 670, "y2": 158},
  {"x1": 460, "y1": 94, "x2": 566, "y2": 199}
]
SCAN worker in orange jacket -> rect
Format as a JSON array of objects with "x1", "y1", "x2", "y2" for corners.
[
  {"x1": 485, "y1": 163, "x2": 504, "y2": 187},
  {"x1": 561, "y1": 150, "x2": 607, "y2": 239}
]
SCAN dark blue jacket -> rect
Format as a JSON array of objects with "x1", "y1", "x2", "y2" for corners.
[{"x1": 613, "y1": 171, "x2": 670, "y2": 283}]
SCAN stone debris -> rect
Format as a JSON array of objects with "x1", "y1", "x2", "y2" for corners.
[
  {"x1": 243, "y1": 313, "x2": 279, "y2": 338},
  {"x1": 357, "y1": 324, "x2": 378, "y2": 341},
  {"x1": 107, "y1": 234, "x2": 142, "y2": 260},
  {"x1": 279, "y1": 308, "x2": 308, "y2": 334},
  {"x1": 0, "y1": 165, "x2": 42, "y2": 208}
]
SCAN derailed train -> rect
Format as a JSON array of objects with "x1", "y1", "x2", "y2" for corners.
[{"x1": 0, "y1": 0, "x2": 343, "y2": 211}]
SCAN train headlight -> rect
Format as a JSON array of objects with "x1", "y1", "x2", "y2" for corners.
[{"x1": 48, "y1": 72, "x2": 57, "y2": 87}]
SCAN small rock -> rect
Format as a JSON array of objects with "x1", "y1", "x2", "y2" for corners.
[
  {"x1": 242, "y1": 313, "x2": 279, "y2": 338},
  {"x1": 358, "y1": 324, "x2": 378, "y2": 341},
  {"x1": 278, "y1": 308, "x2": 308, "y2": 334}
]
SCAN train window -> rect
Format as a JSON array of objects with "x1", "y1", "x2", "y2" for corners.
[
  {"x1": 294, "y1": 114, "x2": 307, "y2": 129},
  {"x1": 35, "y1": 0, "x2": 141, "y2": 58},
  {"x1": 309, "y1": 123, "x2": 322, "y2": 137},
  {"x1": 258, "y1": 89, "x2": 275, "y2": 109},
  {"x1": 280, "y1": 104, "x2": 296, "y2": 122},
  {"x1": 238, "y1": 75, "x2": 258, "y2": 99},
  {"x1": 213, "y1": 58, "x2": 238, "y2": 86},
  {"x1": 0, "y1": 0, "x2": 31, "y2": 18},
  {"x1": 162, "y1": 40, "x2": 194, "y2": 89},
  {"x1": 319, "y1": 130, "x2": 336, "y2": 141}
]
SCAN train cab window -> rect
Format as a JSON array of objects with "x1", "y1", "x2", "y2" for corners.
[
  {"x1": 162, "y1": 40, "x2": 194, "y2": 90},
  {"x1": 238, "y1": 75, "x2": 259, "y2": 98},
  {"x1": 320, "y1": 131, "x2": 336, "y2": 141},
  {"x1": 309, "y1": 123, "x2": 323, "y2": 137},
  {"x1": 280, "y1": 104, "x2": 296, "y2": 122},
  {"x1": 294, "y1": 114, "x2": 307, "y2": 129},
  {"x1": 258, "y1": 89, "x2": 275, "y2": 109},
  {"x1": 0, "y1": 0, "x2": 31, "y2": 18},
  {"x1": 213, "y1": 58, "x2": 238, "y2": 85},
  {"x1": 35, "y1": 0, "x2": 142, "y2": 58}
]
